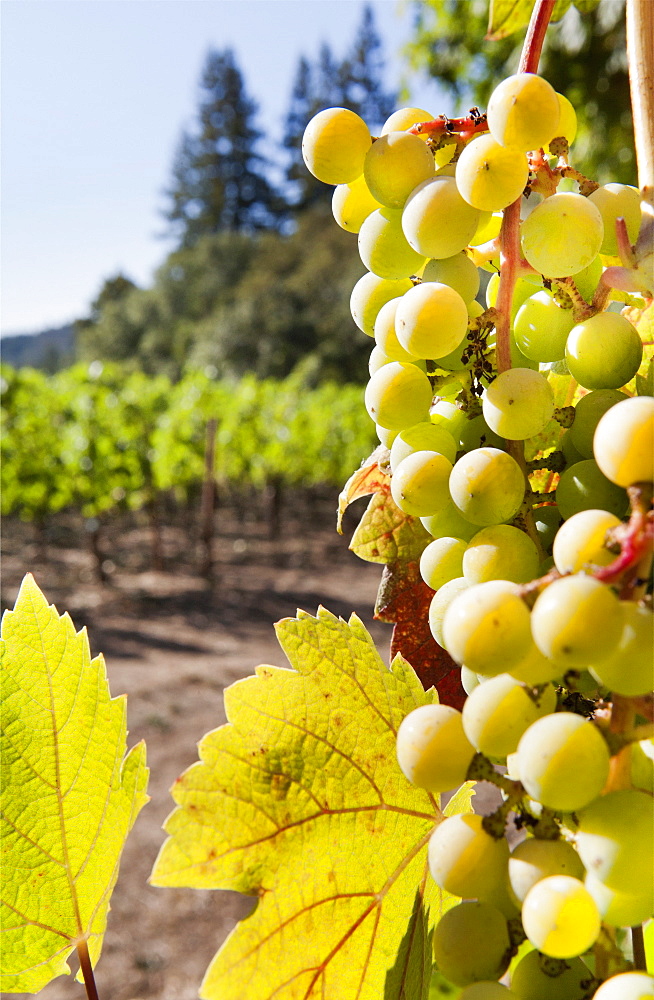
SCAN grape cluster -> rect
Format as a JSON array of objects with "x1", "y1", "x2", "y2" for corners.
[{"x1": 302, "y1": 72, "x2": 653, "y2": 996}]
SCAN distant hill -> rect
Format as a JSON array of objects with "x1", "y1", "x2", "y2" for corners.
[{"x1": 0, "y1": 324, "x2": 76, "y2": 372}]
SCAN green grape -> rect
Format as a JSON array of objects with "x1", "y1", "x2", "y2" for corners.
[
  {"x1": 508, "y1": 643, "x2": 563, "y2": 685},
  {"x1": 487, "y1": 73, "x2": 560, "y2": 151},
  {"x1": 462, "y1": 672, "x2": 557, "y2": 758},
  {"x1": 389, "y1": 421, "x2": 457, "y2": 470},
  {"x1": 521, "y1": 193, "x2": 604, "y2": 277},
  {"x1": 381, "y1": 106, "x2": 433, "y2": 134},
  {"x1": 350, "y1": 272, "x2": 414, "y2": 337},
  {"x1": 485, "y1": 272, "x2": 539, "y2": 320},
  {"x1": 530, "y1": 573, "x2": 623, "y2": 668},
  {"x1": 458, "y1": 415, "x2": 504, "y2": 452},
  {"x1": 630, "y1": 739, "x2": 654, "y2": 796},
  {"x1": 456, "y1": 134, "x2": 529, "y2": 211},
  {"x1": 442, "y1": 580, "x2": 534, "y2": 675},
  {"x1": 556, "y1": 459, "x2": 628, "y2": 519},
  {"x1": 482, "y1": 369, "x2": 554, "y2": 441},
  {"x1": 395, "y1": 281, "x2": 469, "y2": 359},
  {"x1": 572, "y1": 254, "x2": 603, "y2": 302},
  {"x1": 421, "y1": 499, "x2": 479, "y2": 542},
  {"x1": 588, "y1": 183, "x2": 643, "y2": 256},
  {"x1": 560, "y1": 429, "x2": 584, "y2": 467},
  {"x1": 449, "y1": 447, "x2": 526, "y2": 526},
  {"x1": 533, "y1": 505, "x2": 561, "y2": 552},
  {"x1": 402, "y1": 175, "x2": 481, "y2": 259},
  {"x1": 486, "y1": 332, "x2": 540, "y2": 373},
  {"x1": 431, "y1": 399, "x2": 469, "y2": 441},
  {"x1": 390, "y1": 449, "x2": 453, "y2": 516},
  {"x1": 420, "y1": 536, "x2": 468, "y2": 589},
  {"x1": 552, "y1": 508, "x2": 621, "y2": 574},
  {"x1": 302, "y1": 107, "x2": 371, "y2": 184},
  {"x1": 521, "y1": 875, "x2": 601, "y2": 958},
  {"x1": 584, "y1": 872, "x2": 654, "y2": 928},
  {"x1": 358, "y1": 207, "x2": 427, "y2": 279},
  {"x1": 332, "y1": 174, "x2": 382, "y2": 233},
  {"x1": 513, "y1": 290, "x2": 575, "y2": 362},
  {"x1": 463, "y1": 524, "x2": 539, "y2": 585},
  {"x1": 429, "y1": 576, "x2": 470, "y2": 646},
  {"x1": 458, "y1": 985, "x2": 518, "y2": 1000},
  {"x1": 593, "y1": 394, "x2": 654, "y2": 487},
  {"x1": 395, "y1": 703, "x2": 475, "y2": 792},
  {"x1": 433, "y1": 901, "x2": 511, "y2": 987},
  {"x1": 516, "y1": 712, "x2": 611, "y2": 811},
  {"x1": 374, "y1": 297, "x2": 416, "y2": 362},
  {"x1": 576, "y1": 789, "x2": 654, "y2": 895},
  {"x1": 376, "y1": 423, "x2": 397, "y2": 447},
  {"x1": 508, "y1": 837, "x2": 585, "y2": 905},
  {"x1": 428, "y1": 813, "x2": 510, "y2": 898},
  {"x1": 565, "y1": 312, "x2": 643, "y2": 390},
  {"x1": 369, "y1": 344, "x2": 392, "y2": 375},
  {"x1": 510, "y1": 950, "x2": 594, "y2": 999},
  {"x1": 433, "y1": 340, "x2": 469, "y2": 372},
  {"x1": 364, "y1": 362, "x2": 433, "y2": 430},
  {"x1": 589, "y1": 601, "x2": 654, "y2": 697},
  {"x1": 551, "y1": 91, "x2": 577, "y2": 146},
  {"x1": 592, "y1": 973, "x2": 654, "y2": 999},
  {"x1": 364, "y1": 130, "x2": 435, "y2": 209},
  {"x1": 569, "y1": 389, "x2": 630, "y2": 458},
  {"x1": 422, "y1": 252, "x2": 480, "y2": 304}
]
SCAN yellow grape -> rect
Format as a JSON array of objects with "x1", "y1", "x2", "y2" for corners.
[
  {"x1": 350, "y1": 272, "x2": 414, "y2": 337},
  {"x1": 358, "y1": 208, "x2": 427, "y2": 279},
  {"x1": 331, "y1": 174, "x2": 382, "y2": 233},
  {"x1": 364, "y1": 361, "x2": 433, "y2": 429},
  {"x1": 402, "y1": 175, "x2": 481, "y2": 259},
  {"x1": 508, "y1": 837, "x2": 585, "y2": 904},
  {"x1": 390, "y1": 449, "x2": 453, "y2": 516},
  {"x1": 589, "y1": 601, "x2": 654, "y2": 697},
  {"x1": 592, "y1": 973, "x2": 654, "y2": 999},
  {"x1": 395, "y1": 703, "x2": 475, "y2": 792},
  {"x1": 381, "y1": 106, "x2": 433, "y2": 135},
  {"x1": 442, "y1": 580, "x2": 534, "y2": 676},
  {"x1": 302, "y1": 107, "x2": 371, "y2": 184},
  {"x1": 455, "y1": 134, "x2": 529, "y2": 212},
  {"x1": 552, "y1": 508, "x2": 622, "y2": 574},
  {"x1": 593, "y1": 394, "x2": 654, "y2": 487},
  {"x1": 521, "y1": 875, "x2": 601, "y2": 958},
  {"x1": 521, "y1": 192, "x2": 604, "y2": 277},
  {"x1": 487, "y1": 73, "x2": 560, "y2": 151},
  {"x1": 428, "y1": 813, "x2": 510, "y2": 898},
  {"x1": 530, "y1": 573, "x2": 623, "y2": 668},
  {"x1": 374, "y1": 297, "x2": 416, "y2": 362},
  {"x1": 449, "y1": 447, "x2": 526, "y2": 526},
  {"x1": 422, "y1": 252, "x2": 480, "y2": 304},
  {"x1": 395, "y1": 281, "x2": 469, "y2": 359},
  {"x1": 364, "y1": 130, "x2": 435, "y2": 209},
  {"x1": 551, "y1": 91, "x2": 577, "y2": 146},
  {"x1": 481, "y1": 368, "x2": 554, "y2": 440},
  {"x1": 588, "y1": 183, "x2": 643, "y2": 256}
]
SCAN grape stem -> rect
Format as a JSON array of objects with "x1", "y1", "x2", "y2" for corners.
[{"x1": 408, "y1": 114, "x2": 489, "y2": 140}]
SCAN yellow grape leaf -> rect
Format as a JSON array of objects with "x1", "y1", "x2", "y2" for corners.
[
  {"x1": 1, "y1": 574, "x2": 149, "y2": 993},
  {"x1": 350, "y1": 491, "x2": 431, "y2": 565},
  {"x1": 151, "y1": 608, "x2": 474, "y2": 1000}
]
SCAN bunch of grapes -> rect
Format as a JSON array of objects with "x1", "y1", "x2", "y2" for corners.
[{"x1": 302, "y1": 68, "x2": 653, "y2": 998}]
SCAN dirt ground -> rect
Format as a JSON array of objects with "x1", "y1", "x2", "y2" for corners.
[{"x1": 2, "y1": 492, "x2": 395, "y2": 1000}]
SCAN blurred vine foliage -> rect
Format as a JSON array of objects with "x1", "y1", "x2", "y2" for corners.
[{"x1": 405, "y1": 0, "x2": 635, "y2": 185}]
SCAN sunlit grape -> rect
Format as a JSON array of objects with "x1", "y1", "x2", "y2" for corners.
[
  {"x1": 521, "y1": 875, "x2": 601, "y2": 958},
  {"x1": 374, "y1": 297, "x2": 416, "y2": 362},
  {"x1": 462, "y1": 672, "x2": 556, "y2": 758},
  {"x1": 462, "y1": 524, "x2": 539, "y2": 585},
  {"x1": 576, "y1": 789, "x2": 654, "y2": 895},
  {"x1": 421, "y1": 499, "x2": 479, "y2": 542},
  {"x1": 487, "y1": 73, "x2": 560, "y2": 151},
  {"x1": 508, "y1": 837, "x2": 585, "y2": 904},
  {"x1": 395, "y1": 281, "x2": 469, "y2": 359},
  {"x1": 402, "y1": 175, "x2": 481, "y2": 259},
  {"x1": 358, "y1": 207, "x2": 427, "y2": 279},
  {"x1": 593, "y1": 394, "x2": 654, "y2": 487},
  {"x1": 551, "y1": 91, "x2": 577, "y2": 146},
  {"x1": 565, "y1": 311, "x2": 642, "y2": 390},
  {"x1": 449, "y1": 447, "x2": 526, "y2": 526},
  {"x1": 428, "y1": 576, "x2": 470, "y2": 647},
  {"x1": 422, "y1": 252, "x2": 480, "y2": 304},
  {"x1": 513, "y1": 290, "x2": 575, "y2": 362},
  {"x1": 390, "y1": 449, "x2": 453, "y2": 516},
  {"x1": 364, "y1": 130, "x2": 435, "y2": 209},
  {"x1": 589, "y1": 601, "x2": 654, "y2": 697},
  {"x1": 591, "y1": 972, "x2": 654, "y2": 999},
  {"x1": 364, "y1": 362, "x2": 433, "y2": 429},
  {"x1": 332, "y1": 174, "x2": 382, "y2": 233},
  {"x1": 521, "y1": 192, "x2": 603, "y2": 277},
  {"x1": 552, "y1": 508, "x2": 621, "y2": 574},
  {"x1": 432, "y1": 901, "x2": 511, "y2": 986},
  {"x1": 442, "y1": 580, "x2": 533, "y2": 675},
  {"x1": 381, "y1": 107, "x2": 433, "y2": 135},
  {"x1": 389, "y1": 421, "x2": 457, "y2": 470},
  {"x1": 456, "y1": 134, "x2": 529, "y2": 211},
  {"x1": 584, "y1": 871, "x2": 654, "y2": 928},
  {"x1": 428, "y1": 812, "x2": 510, "y2": 897},
  {"x1": 420, "y1": 536, "x2": 468, "y2": 589},
  {"x1": 350, "y1": 272, "x2": 415, "y2": 336},
  {"x1": 302, "y1": 107, "x2": 371, "y2": 184},
  {"x1": 588, "y1": 183, "x2": 643, "y2": 256},
  {"x1": 530, "y1": 573, "x2": 622, "y2": 668},
  {"x1": 396, "y1": 703, "x2": 475, "y2": 792},
  {"x1": 482, "y1": 369, "x2": 554, "y2": 441}
]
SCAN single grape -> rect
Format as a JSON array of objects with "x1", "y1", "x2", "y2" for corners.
[
  {"x1": 552, "y1": 508, "x2": 621, "y2": 574},
  {"x1": 470, "y1": 211, "x2": 503, "y2": 246},
  {"x1": 572, "y1": 254, "x2": 603, "y2": 302},
  {"x1": 533, "y1": 505, "x2": 562, "y2": 552},
  {"x1": 560, "y1": 429, "x2": 585, "y2": 467},
  {"x1": 510, "y1": 950, "x2": 594, "y2": 1000},
  {"x1": 588, "y1": 183, "x2": 643, "y2": 256},
  {"x1": 530, "y1": 573, "x2": 623, "y2": 668},
  {"x1": 575, "y1": 789, "x2": 654, "y2": 895},
  {"x1": 358, "y1": 207, "x2": 427, "y2": 279},
  {"x1": 584, "y1": 872, "x2": 654, "y2": 928},
  {"x1": 374, "y1": 297, "x2": 416, "y2": 362},
  {"x1": 420, "y1": 536, "x2": 468, "y2": 589},
  {"x1": 487, "y1": 73, "x2": 560, "y2": 151},
  {"x1": 449, "y1": 447, "x2": 526, "y2": 526},
  {"x1": 442, "y1": 580, "x2": 534, "y2": 675},
  {"x1": 513, "y1": 290, "x2": 575, "y2": 362},
  {"x1": 364, "y1": 130, "x2": 435, "y2": 209},
  {"x1": 482, "y1": 369, "x2": 554, "y2": 441},
  {"x1": 462, "y1": 524, "x2": 539, "y2": 585},
  {"x1": 302, "y1": 107, "x2": 371, "y2": 184},
  {"x1": 369, "y1": 344, "x2": 393, "y2": 375},
  {"x1": 456, "y1": 134, "x2": 529, "y2": 211},
  {"x1": 593, "y1": 394, "x2": 654, "y2": 487},
  {"x1": 350, "y1": 272, "x2": 414, "y2": 337},
  {"x1": 421, "y1": 499, "x2": 479, "y2": 542},
  {"x1": 551, "y1": 92, "x2": 577, "y2": 146},
  {"x1": 508, "y1": 837, "x2": 585, "y2": 905},
  {"x1": 565, "y1": 312, "x2": 643, "y2": 390},
  {"x1": 428, "y1": 813, "x2": 510, "y2": 898},
  {"x1": 521, "y1": 875, "x2": 601, "y2": 958},
  {"x1": 462, "y1": 672, "x2": 557, "y2": 758},
  {"x1": 591, "y1": 973, "x2": 654, "y2": 999},
  {"x1": 431, "y1": 399, "x2": 469, "y2": 441},
  {"x1": 568, "y1": 389, "x2": 630, "y2": 458},
  {"x1": 332, "y1": 174, "x2": 382, "y2": 233},
  {"x1": 395, "y1": 281, "x2": 469, "y2": 359},
  {"x1": 422, "y1": 252, "x2": 480, "y2": 304},
  {"x1": 458, "y1": 414, "x2": 504, "y2": 453},
  {"x1": 521, "y1": 192, "x2": 604, "y2": 277},
  {"x1": 508, "y1": 644, "x2": 562, "y2": 686},
  {"x1": 589, "y1": 601, "x2": 654, "y2": 697},
  {"x1": 389, "y1": 421, "x2": 457, "y2": 470},
  {"x1": 381, "y1": 106, "x2": 433, "y2": 134},
  {"x1": 364, "y1": 362, "x2": 433, "y2": 430},
  {"x1": 402, "y1": 175, "x2": 481, "y2": 259},
  {"x1": 556, "y1": 459, "x2": 628, "y2": 520},
  {"x1": 395, "y1": 703, "x2": 475, "y2": 792},
  {"x1": 516, "y1": 712, "x2": 611, "y2": 811},
  {"x1": 432, "y1": 901, "x2": 511, "y2": 986},
  {"x1": 375, "y1": 423, "x2": 397, "y2": 448},
  {"x1": 428, "y1": 576, "x2": 470, "y2": 647},
  {"x1": 390, "y1": 449, "x2": 453, "y2": 516}
]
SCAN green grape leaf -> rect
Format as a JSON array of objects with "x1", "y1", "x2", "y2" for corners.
[
  {"x1": 151, "y1": 608, "x2": 474, "y2": 1000},
  {"x1": 486, "y1": 0, "x2": 597, "y2": 40},
  {"x1": 0, "y1": 574, "x2": 149, "y2": 994},
  {"x1": 350, "y1": 490, "x2": 431, "y2": 565}
]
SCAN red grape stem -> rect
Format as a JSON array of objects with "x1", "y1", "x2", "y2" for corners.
[{"x1": 408, "y1": 114, "x2": 489, "y2": 139}]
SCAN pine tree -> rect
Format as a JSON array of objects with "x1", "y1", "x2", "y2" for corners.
[
  {"x1": 340, "y1": 5, "x2": 396, "y2": 132},
  {"x1": 164, "y1": 48, "x2": 283, "y2": 246}
]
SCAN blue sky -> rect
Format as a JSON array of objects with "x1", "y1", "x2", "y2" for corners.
[{"x1": 1, "y1": 0, "x2": 453, "y2": 336}]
